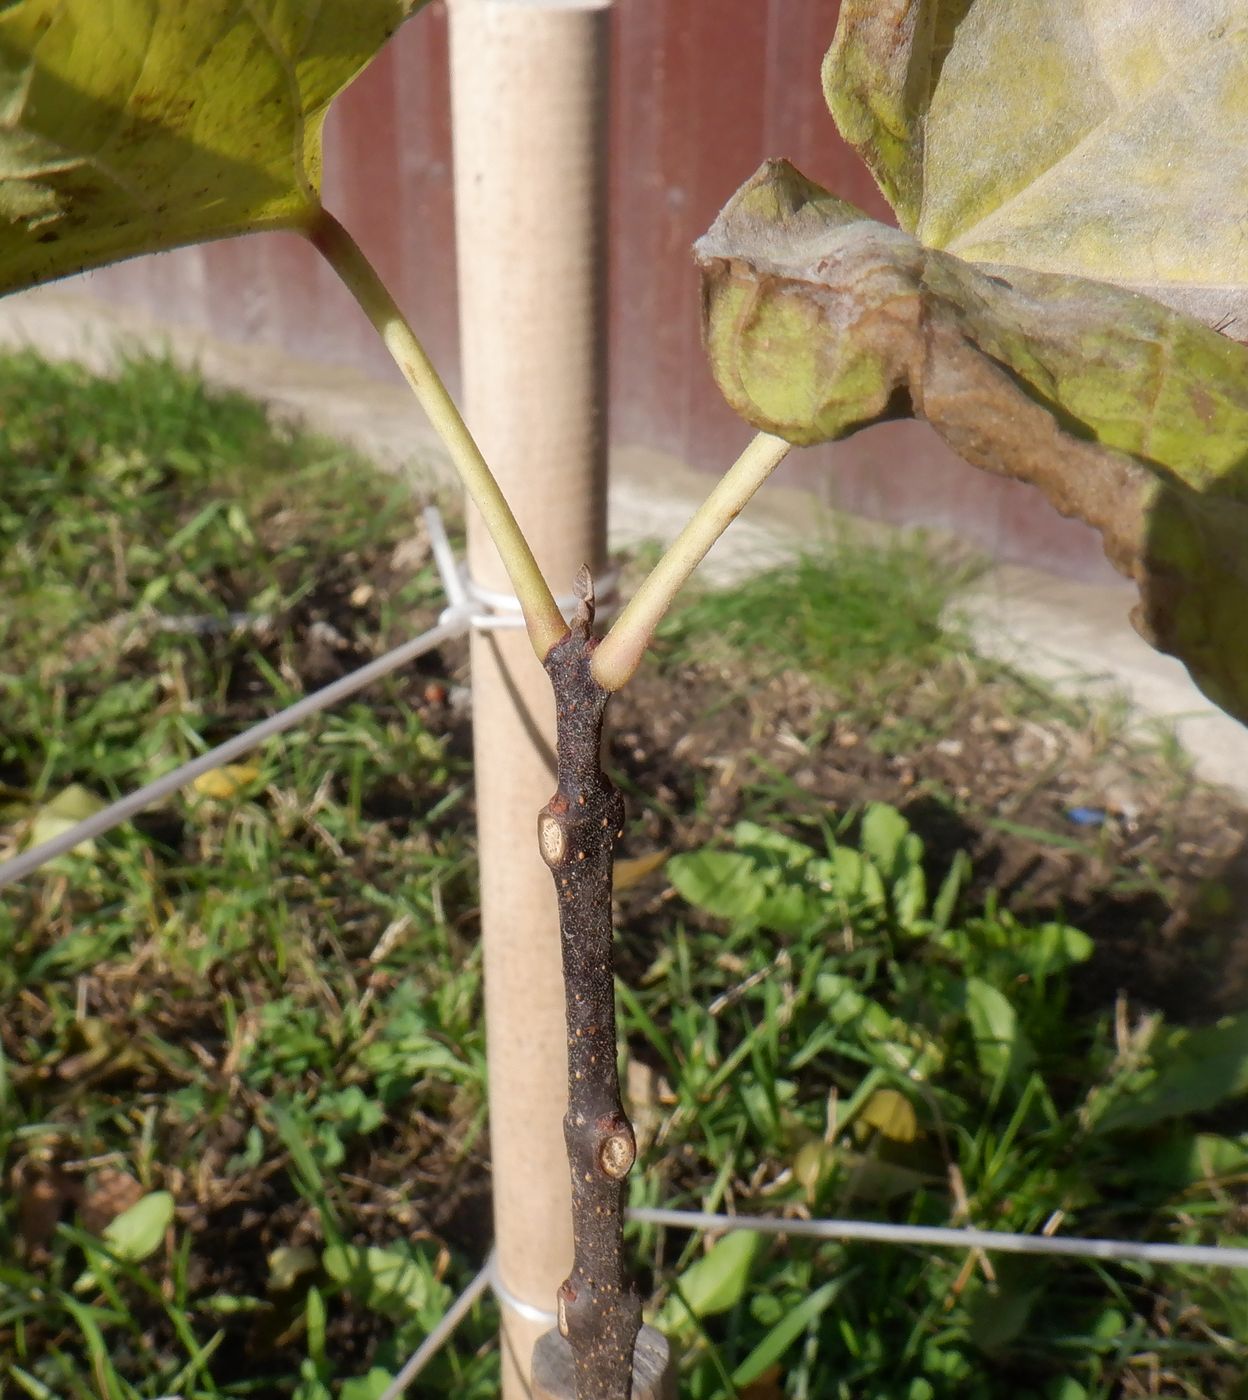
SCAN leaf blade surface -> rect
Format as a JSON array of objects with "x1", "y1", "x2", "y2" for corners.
[{"x1": 0, "y1": 0, "x2": 418, "y2": 294}]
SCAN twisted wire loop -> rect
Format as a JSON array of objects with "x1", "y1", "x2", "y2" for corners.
[{"x1": 424, "y1": 504, "x2": 620, "y2": 633}]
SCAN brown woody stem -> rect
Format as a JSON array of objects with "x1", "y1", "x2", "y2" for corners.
[{"x1": 538, "y1": 567, "x2": 642, "y2": 1400}]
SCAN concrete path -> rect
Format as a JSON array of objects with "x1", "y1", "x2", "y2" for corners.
[{"x1": 3, "y1": 285, "x2": 1247, "y2": 798}]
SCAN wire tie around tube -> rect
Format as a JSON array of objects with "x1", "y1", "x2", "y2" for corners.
[
  {"x1": 487, "y1": 1256, "x2": 559, "y2": 1327},
  {"x1": 422, "y1": 504, "x2": 619, "y2": 633}
]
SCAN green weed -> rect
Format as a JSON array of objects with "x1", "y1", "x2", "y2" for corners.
[{"x1": 630, "y1": 805, "x2": 1248, "y2": 1397}]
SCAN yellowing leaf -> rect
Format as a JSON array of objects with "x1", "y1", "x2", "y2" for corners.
[
  {"x1": 192, "y1": 763, "x2": 261, "y2": 800},
  {"x1": 613, "y1": 848, "x2": 670, "y2": 892},
  {"x1": 25, "y1": 781, "x2": 107, "y2": 855},
  {"x1": 856, "y1": 1088, "x2": 918, "y2": 1144},
  {"x1": 701, "y1": 7, "x2": 1248, "y2": 724},
  {"x1": 0, "y1": 1, "x2": 421, "y2": 296},
  {"x1": 695, "y1": 161, "x2": 1248, "y2": 723},
  {"x1": 267, "y1": 1244, "x2": 319, "y2": 1292},
  {"x1": 825, "y1": 0, "x2": 1248, "y2": 332},
  {"x1": 793, "y1": 1137, "x2": 831, "y2": 1195}
]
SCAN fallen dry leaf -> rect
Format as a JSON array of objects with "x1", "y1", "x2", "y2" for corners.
[
  {"x1": 739, "y1": 1365, "x2": 784, "y2": 1400},
  {"x1": 192, "y1": 763, "x2": 261, "y2": 800},
  {"x1": 14, "y1": 1161, "x2": 80, "y2": 1252},
  {"x1": 80, "y1": 1168, "x2": 145, "y2": 1235},
  {"x1": 613, "y1": 848, "x2": 671, "y2": 893}
]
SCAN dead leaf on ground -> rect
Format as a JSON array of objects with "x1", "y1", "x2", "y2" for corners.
[
  {"x1": 14, "y1": 1160, "x2": 81, "y2": 1252},
  {"x1": 192, "y1": 764, "x2": 262, "y2": 800},
  {"x1": 613, "y1": 848, "x2": 671, "y2": 892},
  {"x1": 80, "y1": 1168, "x2": 146, "y2": 1235},
  {"x1": 739, "y1": 1365, "x2": 785, "y2": 1400}
]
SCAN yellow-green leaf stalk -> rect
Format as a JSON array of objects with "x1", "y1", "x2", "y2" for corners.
[
  {"x1": 592, "y1": 431, "x2": 791, "y2": 692},
  {"x1": 306, "y1": 208, "x2": 568, "y2": 660}
]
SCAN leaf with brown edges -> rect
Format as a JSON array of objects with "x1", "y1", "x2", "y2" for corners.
[{"x1": 696, "y1": 160, "x2": 1248, "y2": 722}]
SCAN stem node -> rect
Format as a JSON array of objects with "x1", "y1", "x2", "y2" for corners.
[{"x1": 597, "y1": 1121, "x2": 637, "y2": 1181}]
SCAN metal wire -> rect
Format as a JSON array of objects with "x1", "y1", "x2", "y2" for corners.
[
  {"x1": 376, "y1": 1252, "x2": 495, "y2": 1400},
  {"x1": 0, "y1": 506, "x2": 624, "y2": 890},
  {"x1": 0, "y1": 614, "x2": 468, "y2": 890},
  {"x1": 627, "y1": 1206, "x2": 1248, "y2": 1271},
  {"x1": 423, "y1": 504, "x2": 620, "y2": 631},
  {"x1": 367, "y1": 1198, "x2": 1248, "y2": 1397}
]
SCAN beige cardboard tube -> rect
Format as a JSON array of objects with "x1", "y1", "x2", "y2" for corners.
[{"x1": 448, "y1": 1, "x2": 611, "y2": 1393}]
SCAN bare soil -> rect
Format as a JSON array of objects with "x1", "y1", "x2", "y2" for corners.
[{"x1": 609, "y1": 657, "x2": 1248, "y2": 1025}]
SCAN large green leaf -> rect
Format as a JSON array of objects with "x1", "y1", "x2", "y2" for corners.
[
  {"x1": 962, "y1": 976, "x2": 1035, "y2": 1089},
  {"x1": 824, "y1": 0, "x2": 1248, "y2": 332},
  {"x1": 653, "y1": 1229, "x2": 760, "y2": 1334},
  {"x1": 667, "y1": 848, "x2": 767, "y2": 922},
  {"x1": 696, "y1": 163, "x2": 1248, "y2": 722},
  {"x1": 0, "y1": 0, "x2": 420, "y2": 296}
]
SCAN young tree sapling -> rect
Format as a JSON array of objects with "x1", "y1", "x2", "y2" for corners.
[{"x1": 3, "y1": 3, "x2": 1247, "y2": 1397}]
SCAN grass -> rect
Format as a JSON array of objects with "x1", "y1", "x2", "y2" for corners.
[
  {"x1": 623, "y1": 810, "x2": 1248, "y2": 1399},
  {"x1": 0, "y1": 352, "x2": 496, "y2": 1398},
  {"x1": 654, "y1": 538, "x2": 980, "y2": 700},
  {"x1": 2, "y1": 351, "x2": 1246, "y2": 1398}
]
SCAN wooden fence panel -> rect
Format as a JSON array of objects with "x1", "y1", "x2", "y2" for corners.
[{"x1": 63, "y1": 0, "x2": 1109, "y2": 579}]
